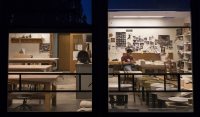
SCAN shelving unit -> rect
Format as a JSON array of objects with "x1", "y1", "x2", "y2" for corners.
[
  {"x1": 176, "y1": 27, "x2": 192, "y2": 73},
  {"x1": 11, "y1": 38, "x2": 43, "y2": 43}
]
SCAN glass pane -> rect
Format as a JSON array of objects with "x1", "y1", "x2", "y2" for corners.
[
  {"x1": 8, "y1": 33, "x2": 92, "y2": 112},
  {"x1": 108, "y1": 9, "x2": 193, "y2": 112},
  {"x1": 8, "y1": 0, "x2": 92, "y2": 26}
]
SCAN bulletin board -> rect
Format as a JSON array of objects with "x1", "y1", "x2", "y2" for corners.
[{"x1": 116, "y1": 32, "x2": 126, "y2": 47}]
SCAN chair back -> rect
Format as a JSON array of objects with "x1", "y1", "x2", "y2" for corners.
[{"x1": 164, "y1": 61, "x2": 177, "y2": 73}]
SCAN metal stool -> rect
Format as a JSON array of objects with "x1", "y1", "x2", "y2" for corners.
[
  {"x1": 109, "y1": 94, "x2": 128, "y2": 109},
  {"x1": 14, "y1": 96, "x2": 32, "y2": 111}
]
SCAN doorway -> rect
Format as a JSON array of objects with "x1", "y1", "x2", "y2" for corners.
[{"x1": 58, "y1": 33, "x2": 70, "y2": 71}]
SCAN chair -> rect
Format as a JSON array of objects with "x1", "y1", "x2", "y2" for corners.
[
  {"x1": 164, "y1": 61, "x2": 177, "y2": 81},
  {"x1": 8, "y1": 79, "x2": 45, "y2": 111},
  {"x1": 119, "y1": 70, "x2": 143, "y2": 105},
  {"x1": 109, "y1": 94, "x2": 128, "y2": 109},
  {"x1": 77, "y1": 100, "x2": 92, "y2": 112},
  {"x1": 165, "y1": 101, "x2": 192, "y2": 112},
  {"x1": 148, "y1": 93, "x2": 158, "y2": 108},
  {"x1": 108, "y1": 82, "x2": 130, "y2": 109},
  {"x1": 164, "y1": 61, "x2": 177, "y2": 73},
  {"x1": 13, "y1": 93, "x2": 32, "y2": 111}
]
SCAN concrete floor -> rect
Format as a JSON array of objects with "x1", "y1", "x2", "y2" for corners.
[{"x1": 8, "y1": 75, "x2": 81, "y2": 112}]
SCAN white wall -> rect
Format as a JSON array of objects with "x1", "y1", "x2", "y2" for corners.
[
  {"x1": 9, "y1": 33, "x2": 50, "y2": 58},
  {"x1": 108, "y1": 28, "x2": 176, "y2": 61},
  {"x1": 83, "y1": 33, "x2": 92, "y2": 54},
  {"x1": 108, "y1": 18, "x2": 188, "y2": 61}
]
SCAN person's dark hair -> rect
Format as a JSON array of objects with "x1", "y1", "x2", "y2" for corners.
[
  {"x1": 77, "y1": 50, "x2": 91, "y2": 64},
  {"x1": 126, "y1": 49, "x2": 133, "y2": 53}
]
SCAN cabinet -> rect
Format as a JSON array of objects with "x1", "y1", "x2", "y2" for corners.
[
  {"x1": 176, "y1": 27, "x2": 192, "y2": 73},
  {"x1": 76, "y1": 63, "x2": 92, "y2": 99}
]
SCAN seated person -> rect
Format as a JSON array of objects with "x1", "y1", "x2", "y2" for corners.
[
  {"x1": 121, "y1": 49, "x2": 136, "y2": 71},
  {"x1": 77, "y1": 50, "x2": 91, "y2": 64}
]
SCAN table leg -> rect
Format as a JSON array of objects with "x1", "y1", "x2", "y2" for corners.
[
  {"x1": 52, "y1": 84, "x2": 56, "y2": 106},
  {"x1": 142, "y1": 87, "x2": 145, "y2": 101},
  {"x1": 133, "y1": 92, "x2": 136, "y2": 102},
  {"x1": 142, "y1": 68, "x2": 145, "y2": 73},
  {"x1": 44, "y1": 83, "x2": 51, "y2": 112}
]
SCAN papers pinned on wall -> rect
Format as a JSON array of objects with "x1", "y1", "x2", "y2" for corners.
[
  {"x1": 75, "y1": 44, "x2": 83, "y2": 51},
  {"x1": 73, "y1": 51, "x2": 79, "y2": 60}
]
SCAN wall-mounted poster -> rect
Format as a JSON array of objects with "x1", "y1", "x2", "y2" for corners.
[
  {"x1": 133, "y1": 43, "x2": 139, "y2": 47},
  {"x1": 40, "y1": 43, "x2": 50, "y2": 52},
  {"x1": 140, "y1": 43, "x2": 144, "y2": 46},
  {"x1": 76, "y1": 44, "x2": 83, "y2": 50},
  {"x1": 116, "y1": 32, "x2": 126, "y2": 47},
  {"x1": 155, "y1": 39, "x2": 158, "y2": 45},
  {"x1": 109, "y1": 33, "x2": 113, "y2": 37},
  {"x1": 176, "y1": 28, "x2": 183, "y2": 35},
  {"x1": 111, "y1": 38, "x2": 115, "y2": 42},
  {"x1": 161, "y1": 47, "x2": 165, "y2": 54},
  {"x1": 150, "y1": 41, "x2": 154, "y2": 45},
  {"x1": 158, "y1": 35, "x2": 170, "y2": 47},
  {"x1": 133, "y1": 36, "x2": 136, "y2": 40},
  {"x1": 145, "y1": 41, "x2": 149, "y2": 44}
]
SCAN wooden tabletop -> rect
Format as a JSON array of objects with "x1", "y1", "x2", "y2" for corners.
[
  {"x1": 109, "y1": 61, "x2": 121, "y2": 65},
  {"x1": 8, "y1": 65, "x2": 53, "y2": 72},
  {"x1": 8, "y1": 74, "x2": 59, "y2": 81},
  {"x1": 9, "y1": 74, "x2": 59, "y2": 79},
  {"x1": 9, "y1": 58, "x2": 59, "y2": 63}
]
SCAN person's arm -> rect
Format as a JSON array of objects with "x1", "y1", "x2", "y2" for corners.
[
  {"x1": 122, "y1": 60, "x2": 132, "y2": 65},
  {"x1": 131, "y1": 57, "x2": 136, "y2": 64}
]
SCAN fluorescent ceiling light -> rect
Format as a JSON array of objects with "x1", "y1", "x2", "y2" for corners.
[{"x1": 113, "y1": 16, "x2": 165, "y2": 18}]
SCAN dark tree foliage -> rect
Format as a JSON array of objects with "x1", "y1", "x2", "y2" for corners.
[{"x1": 7, "y1": 0, "x2": 88, "y2": 27}]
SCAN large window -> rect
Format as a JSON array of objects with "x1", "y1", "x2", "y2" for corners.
[
  {"x1": 6, "y1": 0, "x2": 92, "y2": 112},
  {"x1": 108, "y1": 11, "x2": 193, "y2": 112},
  {"x1": 8, "y1": 33, "x2": 92, "y2": 112},
  {"x1": 1, "y1": 0, "x2": 199, "y2": 115}
]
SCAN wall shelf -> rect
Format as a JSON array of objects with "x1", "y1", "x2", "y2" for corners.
[
  {"x1": 176, "y1": 27, "x2": 192, "y2": 73},
  {"x1": 11, "y1": 38, "x2": 43, "y2": 43}
]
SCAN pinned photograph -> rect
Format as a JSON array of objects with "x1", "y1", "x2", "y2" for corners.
[
  {"x1": 145, "y1": 41, "x2": 149, "y2": 44},
  {"x1": 150, "y1": 41, "x2": 154, "y2": 45},
  {"x1": 109, "y1": 33, "x2": 113, "y2": 37},
  {"x1": 133, "y1": 36, "x2": 136, "y2": 40},
  {"x1": 155, "y1": 39, "x2": 158, "y2": 45},
  {"x1": 149, "y1": 36, "x2": 152, "y2": 41},
  {"x1": 140, "y1": 43, "x2": 144, "y2": 46},
  {"x1": 111, "y1": 38, "x2": 115, "y2": 42},
  {"x1": 169, "y1": 40, "x2": 173, "y2": 46},
  {"x1": 40, "y1": 43, "x2": 50, "y2": 52},
  {"x1": 158, "y1": 35, "x2": 170, "y2": 47},
  {"x1": 161, "y1": 47, "x2": 165, "y2": 54}
]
